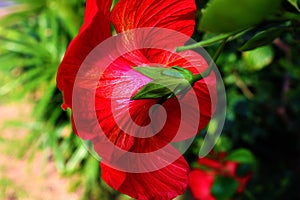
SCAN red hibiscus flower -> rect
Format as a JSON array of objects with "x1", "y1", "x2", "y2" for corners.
[
  {"x1": 189, "y1": 152, "x2": 253, "y2": 200},
  {"x1": 57, "y1": 0, "x2": 217, "y2": 199}
]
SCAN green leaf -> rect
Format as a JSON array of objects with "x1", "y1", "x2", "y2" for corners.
[
  {"x1": 33, "y1": 77, "x2": 57, "y2": 119},
  {"x1": 240, "y1": 28, "x2": 284, "y2": 51},
  {"x1": 287, "y1": 0, "x2": 300, "y2": 12},
  {"x1": 224, "y1": 149, "x2": 256, "y2": 164},
  {"x1": 211, "y1": 176, "x2": 239, "y2": 200},
  {"x1": 133, "y1": 66, "x2": 191, "y2": 80},
  {"x1": 83, "y1": 156, "x2": 99, "y2": 184},
  {"x1": 65, "y1": 145, "x2": 88, "y2": 173},
  {"x1": 132, "y1": 66, "x2": 194, "y2": 100},
  {"x1": 131, "y1": 78, "x2": 190, "y2": 100},
  {"x1": 171, "y1": 66, "x2": 194, "y2": 80},
  {"x1": 52, "y1": 1, "x2": 82, "y2": 37},
  {"x1": 131, "y1": 82, "x2": 172, "y2": 100},
  {"x1": 199, "y1": 0, "x2": 282, "y2": 33},
  {"x1": 0, "y1": 27, "x2": 38, "y2": 45},
  {"x1": 134, "y1": 66, "x2": 171, "y2": 79},
  {"x1": 242, "y1": 46, "x2": 274, "y2": 71},
  {"x1": 49, "y1": 131, "x2": 66, "y2": 173}
]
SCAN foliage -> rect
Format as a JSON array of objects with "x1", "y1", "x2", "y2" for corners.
[
  {"x1": 193, "y1": 0, "x2": 300, "y2": 199},
  {"x1": 0, "y1": 0, "x2": 299, "y2": 199},
  {"x1": 0, "y1": 1, "x2": 114, "y2": 199}
]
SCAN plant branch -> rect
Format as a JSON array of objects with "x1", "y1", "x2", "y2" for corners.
[
  {"x1": 192, "y1": 37, "x2": 228, "y2": 83},
  {"x1": 176, "y1": 29, "x2": 246, "y2": 52},
  {"x1": 232, "y1": 71, "x2": 254, "y2": 99}
]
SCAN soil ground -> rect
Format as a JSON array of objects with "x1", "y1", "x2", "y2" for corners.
[{"x1": 0, "y1": 102, "x2": 80, "y2": 200}]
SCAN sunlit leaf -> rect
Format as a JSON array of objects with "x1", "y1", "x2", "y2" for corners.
[
  {"x1": 65, "y1": 145, "x2": 88, "y2": 173},
  {"x1": 242, "y1": 46, "x2": 274, "y2": 71},
  {"x1": 224, "y1": 148, "x2": 256, "y2": 164},
  {"x1": 199, "y1": 0, "x2": 282, "y2": 33}
]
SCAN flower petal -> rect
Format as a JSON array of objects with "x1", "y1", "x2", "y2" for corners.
[
  {"x1": 198, "y1": 157, "x2": 223, "y2": 169},
  {"x1": 90, "y1": 48, "x2": 216, "y2": 146},
  {"x1": 57, "y1": 0, "x2": 112, "y2": 109},
  {"x1": 101, "y1": 156, "x2": 189, "y2": 200},
  {"x1": 189, "y1": 169, "x2": 216, "y2": 200},
  {"x1": 111, "y1": 0, "x2": 196, "y2": 37},
  {"x1": 147, "y1": 50, "x2": 217, "y2": 141}
]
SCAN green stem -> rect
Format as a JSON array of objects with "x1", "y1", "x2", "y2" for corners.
[
  {"x1": 212, "y1": 37, "x2": 228, "y2": 62},
  {"x1": 191, "y1": 37, "x2": 228, "y2": 83},
  {"x1": 176, "y1": 29, "x2": 243, "y2": 52}
]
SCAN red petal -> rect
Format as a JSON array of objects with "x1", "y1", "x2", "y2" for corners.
[
  {"x1": 100, "y1": 162, "x2": 126, "y2": 190},
  {"x1": 57, "y1": 0, "x2": 112, "y2": 109},
  {"x1": 111, "y1": 0, "x2": 196, "y2": 37},
  {"x1": 189, "y1": 169, "x2": 215, "y2": 200},
  {"x1": 224, "y1": 161, "x2": 238, "y2": 176},
  {"x1": 90, "y1": 48, "x2": 217, "y2": 148},
  {"x1": 101, "y1": 156, "x2": 189, "y2": 200},
  {"x1": 147, "y1": 50, "x2": 217, "y2": 141},
  {"x1": 236, "y1": 173, "x2": 252, "y2": 193},
  {"x1": 198, "y1": 157, "x2": 223, "y2": 170}
]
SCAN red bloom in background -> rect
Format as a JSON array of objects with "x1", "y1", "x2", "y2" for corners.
[
  {"x1": 189, "y1": 152, "x2": 253, "y2": 200},
  {"x1": 57, "y1": 0, "x2": 217, "y2": 199}
]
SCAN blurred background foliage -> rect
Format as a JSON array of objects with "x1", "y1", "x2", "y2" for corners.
[{"x1": 0, "y1": 0, "x2": 299, "y2": 199}]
